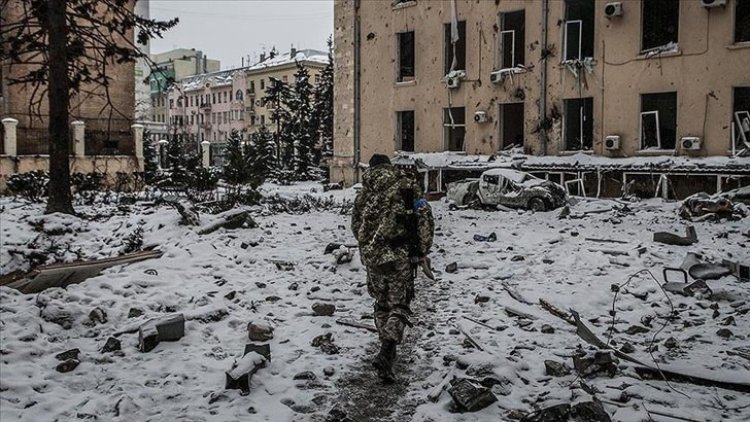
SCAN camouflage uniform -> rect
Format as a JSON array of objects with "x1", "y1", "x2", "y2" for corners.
[{"x1": 352, "y1": 163, "x2": 434, "y2": 345}]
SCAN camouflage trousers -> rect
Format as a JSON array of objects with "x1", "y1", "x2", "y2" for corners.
[{"x1": 366, "y1": 259, "x2": 415, "y2": 344}]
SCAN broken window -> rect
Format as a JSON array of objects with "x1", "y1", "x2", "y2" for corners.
[
  {"x1": 443, "y1": 107, "x2": 465, "y2": 151},
  {"x1": 641, "y1": 92, "x2": 677, "y2": 150},
  {"x1": 564, "y1": 0, "x2": 594, "y2": 60},
  {"x1": 642, "y1": 0, "x2": 679, "y2": 52},
  {"x1": 563, "y1": 97, "x2": 593, "y2": 151},
  {"x1": 737, "y1": 0, "x2": 750, "y2": 43},
  {"x1": 499, "y1": 103, "x2": 524, "y2": 150},
  {"x1": 498, "y1": 10, "x2": 525, "y2": 69},
  {"x1": 396, "y1": 110, "x2": 415, "y2": 152},
  {"x1": 734, "y1": 87, "x2": 750, "y2": 146},
  {"x1": 397, "y1": 31, "x2": 415, "y2": 81},
  {"x1": 444, "y1": 20, "x2": 466, "y2": 75}
]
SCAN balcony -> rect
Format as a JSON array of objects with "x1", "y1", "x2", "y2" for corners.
[
  {"x1": 201, "y1": 122, "x2": 212, "y2": 130},
  {"x1": 200, "y1": 102, "x2": 211, "y2": 111}
]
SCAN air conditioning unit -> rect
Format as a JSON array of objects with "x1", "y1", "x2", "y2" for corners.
[
  {"x1": 701, "y1": 0, "x2": 727, "y2": 8},
  {"x1": 604, "y1": 135, "x2": 621, "y2": 150},
  {"x1": 681, "y1": 137, "x2": 702, "y2": 151},
  {"x1": 474, "y1": 111, "x2": 488, "y2": 124},
  {"x1": 490, "y1": 70, "x2": 504, "y2": 84},
  {"x1": 604, "y1": 2, "x2": 623, "y2": 18},
  {"x1": 446, "y1": 76, "x2": 461, "y2": 89}
]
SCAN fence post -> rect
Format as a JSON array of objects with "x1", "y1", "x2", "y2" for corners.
[
  {"x1": 2, "y1": 118, "x2": 18, "y2": 156},
  {"x1": 131, "y1": 123, "x2": 145, "y2": 171},
  {"x1": 71, "y1": 120, "x2": 85, "y2": 157},
  {"x1": 201, "y1": 140, "x2": 211, "y2": 167}
]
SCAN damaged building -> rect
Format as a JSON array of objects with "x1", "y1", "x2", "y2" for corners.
[{"x1": 332, "y1": 0, "x2": 750, "y2": 198}]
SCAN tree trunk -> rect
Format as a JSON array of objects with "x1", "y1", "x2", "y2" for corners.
[{"x1": 45, "y1": 0, "x2": 74, "y2": 215}]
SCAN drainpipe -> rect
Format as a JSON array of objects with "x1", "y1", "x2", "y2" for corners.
[
  {"x1": 353, "y1": 0, "x2": 362, "y2": 182},
  {"x1": 539, "y1": 0, "x2": 549, "y2": 156}
]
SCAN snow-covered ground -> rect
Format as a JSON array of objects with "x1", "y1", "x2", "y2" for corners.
[{"x1": 1, "y1": 185, "x2": 748, "y2": 421}]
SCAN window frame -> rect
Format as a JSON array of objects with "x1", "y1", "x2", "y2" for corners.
[
  {"x1": 639, "y1": 111, "x2": 661, "y2": 149},
  {"x1": 497, "y1": 10, "x2": 525, "y2": 70},
  {"x1": 562, "y1": 97, "x2": 594, "y2": 151},
  {"x1": 640, "y1": 92, "x2": 678, "y2": 151},
  {"x1": 735, "y1": 0, "x2": 750, "y2": 44},
  {"x1": 564, "y1": 20, "x2": 583, "y2": 61},
  {"x1": 396, "y1": 30, "x2": 416, "y2": 82},
  {"x1": 498, "y1": 102, "x2": 525, "y2": 150},
  {"x1": 396, "y1": 110, "x2": 416, "y2": 152},
  {"x1": 444, "y1": 20, "x2": 467, "y2": 75},
  {"x1": 641, "y1": 0, "x2": 680, "y2": 53},
  {"x1": 443, "y1": 107, "x2": 466, "y2": 152}
]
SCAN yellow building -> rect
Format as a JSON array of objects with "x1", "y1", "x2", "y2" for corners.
[{"x1": 333, "y1": 0, "x2": 750, "y2": 198}]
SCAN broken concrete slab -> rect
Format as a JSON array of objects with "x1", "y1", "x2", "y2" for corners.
[
  {"x1": 520, "y1": 401, "x2": 611, "y2": 422},
  {"x1": 174, "y1": 200, "x2": 201, "y2": 226},
  {"x1": 225, "y1": 351, "x2": 267, "y2": 393},
  {"x1": 653, "y1": 225, "x2": 697, "y2": 246},
  {"x1": 138, "y1": 314, "x2": 185, "y2": 352},
  {"x1": 0, "y1": 249, "x2": 163, "y2": 294},
  {"x1": 244, "y1": 343, "x2": 272, "y2": 362},
  {"x1": 448, "y1": 378, "x2": 498, "y2": 412}
]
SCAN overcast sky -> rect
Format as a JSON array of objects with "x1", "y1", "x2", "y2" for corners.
[{"x1": 149, "y1": 0, "x2": 334, "y2": 70}]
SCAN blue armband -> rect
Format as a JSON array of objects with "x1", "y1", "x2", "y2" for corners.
[{"x1": 413, "y1": 198, "x2": 428, "y2": 211}]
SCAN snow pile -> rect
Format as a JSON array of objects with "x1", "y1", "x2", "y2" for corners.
[{"x1": 1, "y1": 188, "x2": 749, "y2": 421}]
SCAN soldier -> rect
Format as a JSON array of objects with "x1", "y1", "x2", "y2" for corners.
[{"x1": 351, "y1": 154, "x2": 435, "y2": 383}]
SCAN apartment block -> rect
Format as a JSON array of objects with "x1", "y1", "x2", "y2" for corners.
[
  {"x1": 333, "y1": 0, "x2": 750, "y2": 198},
  {"x1": 164, "y1": 48, "x2": 328, "y2": 165}
]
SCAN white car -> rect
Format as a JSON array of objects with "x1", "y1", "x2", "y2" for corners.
[{"x1": 447, "y1": 169, "x2": 567, "y2": 211}]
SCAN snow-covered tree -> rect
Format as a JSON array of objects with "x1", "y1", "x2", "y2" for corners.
[
  {"x1": 263, "y1": 77, "x2": 292, "y2": 169},
  {"x1": 223, "y1": 129, "x2": 249, "y2": 185},
  {"x1": 288, "y1": 61, "x2": 319, "y2": 180},
  {"x1": 313, "y1": 36, "x2": 335, "y2": 162},
  {"x1": 247, "y1": 125, "x2": 277, "y2": 186},
  {"x1": 165, "y1": 131, "x2": 198, "y2": 188},
  {"x1": 142, "y1": 130, "x2": 159, "y2": 184}
]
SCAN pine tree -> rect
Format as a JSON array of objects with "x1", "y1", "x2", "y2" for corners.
[
  {"x1": 288, "y1": 61, "x2": 318, "y2": 180},
  {"x1": 223, "y1": 129, "x2": 249, "y2": 185},
  {"x1": 165, "y1": 131, "x2": 198, "y2": 189},
  {"x1": 2, "y1": 0, "x2": 177, "y2": 214},
  {"x1": 247, "y1": 125, "x2": 277, "y2": 186},
  {"x1": 313, "y1": 36, "x2": 335, "y2": 162},
  {"x1": 263, "y1": 77, "x2": 291, "y2": 170}
]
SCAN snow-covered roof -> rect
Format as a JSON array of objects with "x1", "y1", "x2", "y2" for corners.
[
  {"x1": 482, "y1": 168, "x2": 528, "y2": 183},
  {"x1": 245, "y1": 49, "x2": 328, "y2": 72},
  {"x1": 180, "y1": 68, "x2": 240, "y2": 91}
]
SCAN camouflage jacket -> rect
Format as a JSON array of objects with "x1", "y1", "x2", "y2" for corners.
[{"x1": 352, "y1": 164, "x2": 435, "y2": 269}]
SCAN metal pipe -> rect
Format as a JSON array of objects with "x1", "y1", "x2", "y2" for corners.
[
  {"x1": 353, "y1": 0, "x2": 362, "y2": 183},
  {"x1": 540, "y1": 0, "x2": 549, "y2": 155}
]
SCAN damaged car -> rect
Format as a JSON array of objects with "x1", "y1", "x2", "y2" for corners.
[{"x1": 447, "y1": 169, "x2": 567, "y2": 211}]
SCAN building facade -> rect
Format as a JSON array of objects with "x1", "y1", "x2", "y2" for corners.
[
  {"x1": 164, "y1": 48, "x2": 328, "y2": 165},
  {"x1": 333, "y1": 0, "x2": 750, "y2": 197},
  {"x1": 148, "y1": 48, "x2": 220, "y2": 139},
  {"x1": 1, "y1": 0, "x2": 144, "y2": 192}
]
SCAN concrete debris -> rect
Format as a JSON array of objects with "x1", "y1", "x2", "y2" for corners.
[
  {"x1": 324, "y1": 242, "x2": 357, "y2": 254},
  {"x1": 544, "y1": 360, "x2": 571, "y2": 377},
  {"x1": 520, "y1": 401, "x2": 612, "y2": 422},
  {"x1": 727, "y1": 346, "x2": 750, "y2": 362},
  {"x1": 55, "y1": 348, "x2": 80, "y2": 361},
  {"x1": 722, "y1": 259, "x2": 750, "y2": 283},
  {"x1": 312, "y1": 302, "x2": 336, "y2": 317},
  {"x1": 445, "y1": 262, "x2": 458, "y2": 273},
  {"x1": 101, "y1": 337, "x2": 121, "y2": 353},
  {"x1": 540, "y1": 324, "x2": 555, "y2": 334},
  {"x1": 225, "y1": 350, "x2": 267, "y2": 393},
  {"x1": 247, "y1": 322, "x2": 274, "y2": 341},
  {"x1": 473, "y1": 232, "x2": 497, "y2": 242},
  {"x1": 332, "y1": 247, "x2": 354, "y2": 265},
  {"x1": 663, "y1": 279, "x2": 712, "y2": 297},
  {"x1": 311, "y1": 333, "x2": 340, "y2": 355},
  {"x1": 427, "y1": 366, "x2": 456, "y2": 402},
  {"x1": 138, "y1": 314, "x2": 185, "y2": 353},
  {"x1": 128, "y1": 308, "x2": 144, "y2": 318},
  {"x1": 717, "y1": 328, "x2": 734, "y2": 339},
  {"x1": 653, "y1": 225, "x2": 697, "y2": 246},
  {"x1": 56, "y1": 359, "x2": 80, "y2": 373},
  {"x1": 447, "y1": 378, "x2": 498, "y2": 412},
  {"x1": 293, "y1": 371, "x2": 316, "y2": 381},
  {"x1": 88, "y1": 307, "x2": 108, "y2": 325},
  {"x1": 573, "y1": 351, "x2": 618, "y2": 378}
]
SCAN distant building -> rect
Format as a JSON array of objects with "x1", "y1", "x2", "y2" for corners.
[
  {"x1": 333, "y1": 0, "x2": 750, "y2": 198},
  {"x1": 166, "y1": 48, "x2": 328, "y2": 165},
  {"x1": 148, "y1": 48, "x2": 220, "y2": 139}
]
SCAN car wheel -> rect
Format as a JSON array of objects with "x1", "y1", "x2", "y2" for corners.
[
  {"x1": 463, "y1": 193, "x2": 478, "y2": 207},
  {"x1": 527, "y1": 197, "x2": 547, "y2": 212}
]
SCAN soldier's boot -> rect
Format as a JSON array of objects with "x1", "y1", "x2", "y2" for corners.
[{"x1": 372, "y1": 340, "x2": 397, "y2": 384}]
